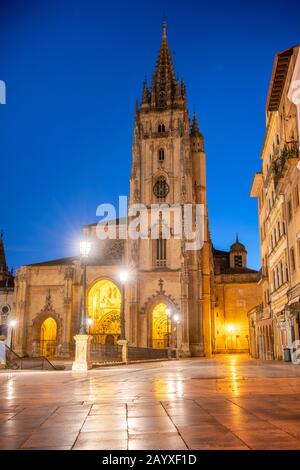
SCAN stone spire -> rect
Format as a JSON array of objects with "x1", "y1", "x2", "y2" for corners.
[
  {"x1": 0, "y1": 231, "x2": 7, "y2": 275},
  {"x1": 151, "y1": 21, "x2": 178, "y2": 109},
  {"x1": 142, "y1": 80, "x2": 149, "y2": 105},
  {"x1": 190, "y1": 112, "x2": 201, "y2": 137}
]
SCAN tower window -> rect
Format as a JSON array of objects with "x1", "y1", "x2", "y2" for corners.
[
  {"x1": 158, "y1": 148, "x2": 165, "y2": 162},
  {"x1": 156, "y1": 236, "x2": 167, "y2": 267},
  {"x1": 234, "y1": 255, "x2": 243, "y2": 268},
  {"x1": 153, "y1": 177, "x2": 169, "y2": 200},
  {"x1": 158, "y1": 123, "x2": 165, "y2": 133}
]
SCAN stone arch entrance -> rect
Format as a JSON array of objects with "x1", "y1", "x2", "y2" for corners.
[
  {"x1": 87, "y1": 279, "x2": 121, "y2": 344},
  {"x1": 40, "y1": 317, "x2": 57, "y2": 357},
  {"x1": 151, "y1": 303, "x2": 171, "y2": 349}
]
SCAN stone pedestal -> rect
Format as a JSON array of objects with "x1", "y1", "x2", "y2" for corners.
[
  {"x1": 72, "y1": 334, "x2": 92, "y2": 371},
  {"x1": 117, "y1": 339, "x2": 129, "y2": 364},
  {"x1": 0, "y1": 339, "x2": 6, "y2": 369}
]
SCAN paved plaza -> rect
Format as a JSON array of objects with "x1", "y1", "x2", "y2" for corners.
[{"x1": 1, "y1": 355, "x2": 300, "y2": 450}]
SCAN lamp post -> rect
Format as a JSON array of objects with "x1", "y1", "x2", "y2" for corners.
[
  {"x1": 72, "y1": 238, "x2": 92, "y2": 372},
  {"x1": 165, "y1": 308, "x2": 180, "y2": 350},
  {"x1": 86, "y1": 317, "x2": 93, "y2": 335},
  {"x1": 119, "y1": 270, "x2": 129, "y2": 341},
  {"x1": 79, "y1": 239, "x2": 91, "y2": 334},
  {"x1": 9, "y1": 319, "x2": 17, "y2": 349}
]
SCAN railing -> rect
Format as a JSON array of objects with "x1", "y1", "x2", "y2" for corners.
[
  {"x1": 90, "y1": 342, "x2": 122, "y2": 364},
  {"x1": 4, "y1": 345, "x2": 58, "y2": 370},
  {"x1": 128, "y1": 346, "x2": 168, "y2": 361},
  {"x1": 273, "y1": 141, "x2": 299, "y2": 184},
  {"x1": 39, "y1": 340, "x2": 57, "y2": 358}
]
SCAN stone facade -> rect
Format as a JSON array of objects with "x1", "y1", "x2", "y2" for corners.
[
  {"x1": 250, "y1": 45, "x2": 300, "y2": 360},
  {"x1": 13, "y1": 25, "x2": 261, "y2": 359},
  {"x1": 0, "y1": 234, "x2": 14, "y2": 346}
]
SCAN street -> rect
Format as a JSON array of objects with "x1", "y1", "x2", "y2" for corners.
[{"x1": 1, "y1": 355, "x2": 300, "y2": 450}]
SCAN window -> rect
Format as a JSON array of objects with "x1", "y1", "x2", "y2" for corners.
[
  {"x1": 158, "y1": 148, "x2": 165, "y2": 162},
  {"x1": 158, "y1": 123, "x2": 165, "y2": 133},
  {"x1": 280, "y1": 261, "x2": 284, "y2": 285},
  {"x1": 283, "y1": 221, "x2": 286, "y2": 235},
  {"x1": 294, "y1": 185, "x2": 300, "y2": 208},
  {"x1": 276, "y1": 133, "x2": 280, "y2": 145},
  {"x1": 278, "y1": 221, "x2": 281, "y2": 239},
  {"x1": 156, "y1": 236, "x2": 166, "y2": 267},
  {"x1": 287, "y1": 199, "x2": 293, "y2": 222},
  {"x1": 234, "y1": 255, "x2": 243, "y2": 268},
  {"x1": 290, "y1": 247, "x2": 296, "y2": 271},
  {"x1": 153, "y1": 177, "x2": 169, "y2": 200},
  {"x1": 273, "y1": 270, "x2": 276, "y2": 291}
]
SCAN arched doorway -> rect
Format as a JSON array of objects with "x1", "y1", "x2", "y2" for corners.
[
  {"x1": 40, "y1": 317, "x2": 57, "y2": 357},
  {"x1": 151, "y1": 303, "x2": 171, "y2": 349},
  {"x1": 87, "y1": 279, "x2": 121, "y2": 344}
]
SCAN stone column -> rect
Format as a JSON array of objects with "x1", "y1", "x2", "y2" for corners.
[
  {"x1": 0, "y1": 338, "x2": 6, "y2": 369},
  {"x1": 72, "y1": 334, "x2": 92, "y2": 371}
]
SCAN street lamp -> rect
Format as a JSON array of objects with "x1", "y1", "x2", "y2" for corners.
[
  {"x1": 165, "y1": 308, "x2": 181, "y2": 349},
  {"x1": 79, "y1": 239, "x2": 91, "y2": 335},
  {"x1": 9, "y1": 319, "x2": 17, "y2": 349},
  {"x1": 86, "y1": 316, "x2": 93, "y2": 335},
  {"x1": 119, "y1": 269, "x2": 129, "y2": 340}
]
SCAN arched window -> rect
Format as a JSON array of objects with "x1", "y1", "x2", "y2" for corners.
[
  {"x1": 158, "y1": 123, "x2": 165, "y2": 133},
  {"x1": 158, "y1": 148, "x2": 165, "y2": 162}
]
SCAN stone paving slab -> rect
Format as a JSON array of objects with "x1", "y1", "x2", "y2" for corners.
[{"x1": 0, "y1": 355, "x2": 300, "y2": 450}]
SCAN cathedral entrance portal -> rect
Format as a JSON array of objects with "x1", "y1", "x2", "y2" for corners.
[
  {"x1": 40, "y1": 317, "x2": 57, "y2": 357},
  {"x1": 151, "y1": 303, "x2": 171, "y2": 349},
  {"x1": 88, "y1": 279, "x2": 121, "y2": 345}
]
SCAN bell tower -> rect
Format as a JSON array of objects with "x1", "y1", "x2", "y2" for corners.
[{"x1": 128, "y1": 23, "x2": 212, "y2": 356}]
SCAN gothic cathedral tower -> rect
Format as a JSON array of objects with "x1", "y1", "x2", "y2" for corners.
[{"x1": 127, "y1": 23, "x2": 212, "y2": 356}]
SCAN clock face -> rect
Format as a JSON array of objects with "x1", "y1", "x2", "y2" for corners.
[{"x1": 153, "y1": 177, "x2": 169, "y2": 199}]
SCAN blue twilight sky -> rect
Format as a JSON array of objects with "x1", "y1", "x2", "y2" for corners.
[{"x1": 1, "y1": 0, "x2": 300, "y2": 271}]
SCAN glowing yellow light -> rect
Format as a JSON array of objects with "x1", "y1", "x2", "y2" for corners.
[{"x1": 227, "y1": 324, "x2": 235, "y2": 333}]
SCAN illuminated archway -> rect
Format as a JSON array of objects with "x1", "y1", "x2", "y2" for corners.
[
  {"x1": 87, "y1": 279, "x2": 121, "y2": 344},
  {"x1": 151, "y1": 303, "x2": 171, "y2": 349},
  {"x1": 40, "y1": 317, "x2": 57, "y2": 357}
]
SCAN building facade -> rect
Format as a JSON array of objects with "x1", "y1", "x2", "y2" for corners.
[
  {"x1": 250, "y1": 45, "x2": 300, "y2": 360},
  {"x1": 0, "y1": 234, "x2": 14, "y2": 345},
  {"x1": 12, "y1": 25, "x2": 261, "y2": 359}
]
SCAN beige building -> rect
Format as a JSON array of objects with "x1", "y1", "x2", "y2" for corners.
[
  {"x1": 213, "y1": 238, "x2": 260, "y2": 353},
  {"x1": 12, "y1": 25, "x2": 261, "y2": 359},
  {"x1": 250, "y1": 45, "x2": 300, "y2": 360}
]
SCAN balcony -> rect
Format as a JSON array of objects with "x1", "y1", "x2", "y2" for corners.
[
  {"x1": 258, "y1": 266, "x2": 269, "y2": 283},
  {"x1": 273, "y1": 141, "x2": 299, "y2": 186}
]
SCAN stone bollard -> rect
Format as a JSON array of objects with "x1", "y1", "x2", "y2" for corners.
[
  {"x1": 72, "y1": 334, "x2": 92, "y2": 371},
  {"x1": 117, "y1": 339, "x2": 129, "y2": 364}
]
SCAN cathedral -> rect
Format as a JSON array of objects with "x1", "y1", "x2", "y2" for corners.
[{"x1": 11, "y1": 24, "x2": 261, "y2": 359}]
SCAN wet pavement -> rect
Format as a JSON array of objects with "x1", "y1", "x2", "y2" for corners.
[{"x1": 1, "y1": 355, "x2": 300, "y2": 450}]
